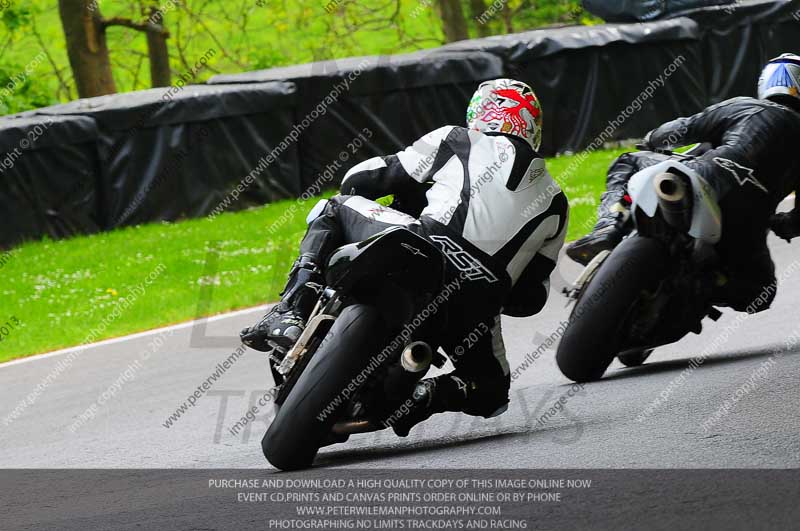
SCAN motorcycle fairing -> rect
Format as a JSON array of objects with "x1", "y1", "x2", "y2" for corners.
[
  {"x1": 628, "y1": 159, "x2": 722, "y2": 244},
  {"x1": 325, "y1": 226, "x2": 445, "y2": 294}
]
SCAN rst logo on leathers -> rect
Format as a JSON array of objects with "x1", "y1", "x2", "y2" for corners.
[{"x1": 429, "y1": 235, "x2": 498, "y2": 283}]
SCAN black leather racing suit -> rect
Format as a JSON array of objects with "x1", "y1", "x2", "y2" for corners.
[{"x1": 641, "y1": 97, "x2": 800, "y2": 312}]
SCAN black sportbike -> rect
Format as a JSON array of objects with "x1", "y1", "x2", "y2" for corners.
[
  {"x1": 556, "y1": 151, "x2": 730, "y2": 382},
  {"x1": 262, "y1": 226, "x2": 450, "y2": 470}
]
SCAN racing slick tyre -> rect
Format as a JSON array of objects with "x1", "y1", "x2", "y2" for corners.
[
  {"x1": 262, "y1": 304, "x2": 387, "y2": 470},
  {"x1": 556, "y1": 236, "x2": 668, "y2": 382}
]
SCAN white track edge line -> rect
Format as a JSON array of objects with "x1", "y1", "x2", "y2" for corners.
[{"x1": 0, "y1": 303, "x2": 273, "y2": 368}]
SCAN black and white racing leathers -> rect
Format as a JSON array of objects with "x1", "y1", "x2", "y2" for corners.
[{"x1": 299, "y1": 125, "x2": 569, "y2": 418}]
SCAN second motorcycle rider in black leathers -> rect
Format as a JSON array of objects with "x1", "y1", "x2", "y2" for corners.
[{"x1": 567, "y1": 53, "x2": 800, "y2": 314}]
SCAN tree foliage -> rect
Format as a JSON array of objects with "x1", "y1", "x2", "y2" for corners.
[{"x1": 0, "y1": 0, "x2": 596, "y2": 114}]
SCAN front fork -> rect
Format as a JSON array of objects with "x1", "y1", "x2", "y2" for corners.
[
  {"x1": 272, "y1": 288, "x2": 343, "y2": 405},
  {"x1": 277, "y1": 287, "x2": 342, "y2": 377}
]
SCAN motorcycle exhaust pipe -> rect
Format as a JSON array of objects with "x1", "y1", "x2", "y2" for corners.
[
  {"x1": 400, "y1": 341, "x2": 433, "y2": 373},
  {"x1": 654, "y1": 172, "x2": 692, "y2": 232}
]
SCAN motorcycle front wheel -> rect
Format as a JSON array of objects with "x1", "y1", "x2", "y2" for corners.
[{"x1": 262, "y1": 303, "x2": 388, "y2": 470}]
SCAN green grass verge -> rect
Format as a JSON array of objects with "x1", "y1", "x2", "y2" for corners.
[{"x1": 0, "y1": 147, "x2": 630, "y2": 362}]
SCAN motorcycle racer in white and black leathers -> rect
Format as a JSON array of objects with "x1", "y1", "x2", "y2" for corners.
[
  {"x1": 567, "y1": 53, "x2": 800, "y2": 313},
  {"x1": 241, "y1": 79, "x2": 569, "y2": 436}
]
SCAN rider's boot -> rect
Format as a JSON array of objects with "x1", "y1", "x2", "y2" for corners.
[
  {"x1": 240, "y1": 254, "x2": 324, "y2": 362},
  {"x1": 390, "y1": 375, "x2": 478, "y2": 437},
  {"x1": 390, "y1": 379, "x2": 441, "y2": 437},
  {"x1": 566, "y1": 191, "x2": 632, "y2": 266}
]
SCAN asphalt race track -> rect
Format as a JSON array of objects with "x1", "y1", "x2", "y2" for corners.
[
  {"x1": 3, "y1": 231, "x2": 799, "y2": 471},
  {"x1": 4, "y1": 232, "x2": 800, "y2": 529}
]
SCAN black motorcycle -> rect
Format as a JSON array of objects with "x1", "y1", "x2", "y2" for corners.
[
  {"x1": 556, "y1": 151, "x2": 727, "y2": 382},
  {"x1": 262, "y1": 226, "x2": 449, "y2": 470}
]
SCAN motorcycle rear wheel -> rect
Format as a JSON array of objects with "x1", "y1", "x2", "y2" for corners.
[
  {"x1": 262, "y1": 304, "x2": 388, "y2": 470},
  {"x1": 556, "y1": 236, "x2": 668, "y2": 382}
]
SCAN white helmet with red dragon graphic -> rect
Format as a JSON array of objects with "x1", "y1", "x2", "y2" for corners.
[{"x1": 466, "y1": 78, "x2": 543, "y2": 151}]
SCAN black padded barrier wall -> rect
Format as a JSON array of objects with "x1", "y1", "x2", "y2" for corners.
[
  {"x1": 1, "y1": 0, "x2": 798, "y2": 248},
  {"x1": 680, "y1": 0, "x2": 800, "y2": 103},
  {"x1": 437, "y1": 18, "x2": 706, "y2": 155},
  {"x1": 211, "y1": 50, "x2": 505, "y2": 190},
  {"x1": 0, "y1": 115, "x2": 100, "y2": 248},
  {"x1": 30, "y1": 82, "x2": 299, "y2": 230}
]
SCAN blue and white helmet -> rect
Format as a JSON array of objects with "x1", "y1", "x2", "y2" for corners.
[{"x1": 757, "y1": 53, "x2": 800, "y2": 108}]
